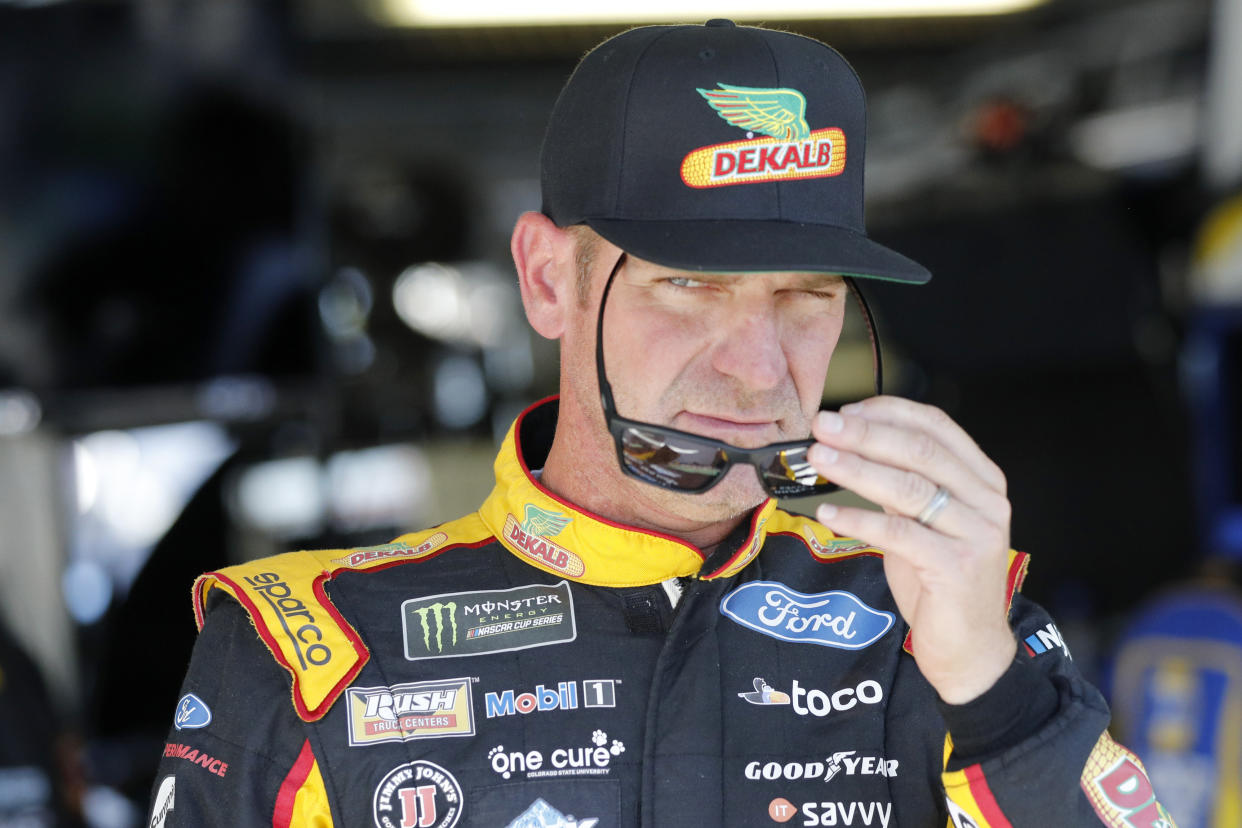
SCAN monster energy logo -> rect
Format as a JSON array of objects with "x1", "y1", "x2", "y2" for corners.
[
  {"x1": 402, "y1": 582, "x2": 578, "y2": 661},
  {"x1": 413, "y1": 602, "x2": 457, "y2": 653}
]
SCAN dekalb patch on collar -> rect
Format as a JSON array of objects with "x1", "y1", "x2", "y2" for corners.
[
  {"x1": 681, "y1": 84, "x2": 847, "y2": 188},
  {"x1": 720, "y1": 581, "x2": 894, "y2": 650},
  {"x1": 504, "y1": 505, "x2": 585, "y2": 578},
  {"x1": 402, "y1": 581, "x2": 577, "y2": 660}
]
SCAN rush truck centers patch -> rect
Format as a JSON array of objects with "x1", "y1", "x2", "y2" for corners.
[
  {"x1": 346, "y1": 678, "x2": 475, "y2": 746},
  {"x1": 681, "y1": 84, "x2": 846, "y2": 188}
]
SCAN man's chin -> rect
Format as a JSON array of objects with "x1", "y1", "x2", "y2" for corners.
[{"x1": 626, "y1": 471, "x2": 769, "y2": 528}]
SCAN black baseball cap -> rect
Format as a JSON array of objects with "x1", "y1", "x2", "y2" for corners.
[{"x1": 540, "y1": 20, "x2": 931, "y2": 284}]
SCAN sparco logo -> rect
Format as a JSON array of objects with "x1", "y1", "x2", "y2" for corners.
[
  {"x1": 402, "y1": 582, "x2": 577, "y2": 661},
  {"x1": 372, "y1": 761, "x2": 461, "y2": 828},
  {"x1": 346, "y1": 678, "x2": 475, "y2": 746},
  {"x1": 243, "y1": 572, "x2": 331, "y2": 667},
  {"x1": 719, "y1": 582, "x2": 894, "y2": 650}
]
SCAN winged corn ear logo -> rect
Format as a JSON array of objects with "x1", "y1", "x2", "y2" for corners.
[
  {"x1": 682, "y1": 83, "x2": 847, "y2": 189},
  {"x1": 523, "y1": 504, "x2": 570, "y2": 537}
]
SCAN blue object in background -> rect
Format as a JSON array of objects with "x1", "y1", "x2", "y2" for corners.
[{"x1": 1109, "y1": 585, "x2": 1242, "y2": 827}]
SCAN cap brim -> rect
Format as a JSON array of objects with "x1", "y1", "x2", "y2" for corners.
[{"x1": 584, "y1": 218, "x2": 931, "y2": 285}]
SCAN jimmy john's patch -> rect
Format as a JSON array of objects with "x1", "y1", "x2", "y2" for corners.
[
  {"x1": 372, "y1": 761, "x2": 462, "y2": 828},
  {"x1": 402, "y1": 581, "x2": 576, "y2": 661}
]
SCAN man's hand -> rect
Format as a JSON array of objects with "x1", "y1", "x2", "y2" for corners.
[{"x1": 807, "y1": 396, "x2": 1017, "y2": 704}]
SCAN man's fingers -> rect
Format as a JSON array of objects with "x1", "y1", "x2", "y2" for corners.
[
  {"x1": 808, "y1": 444, "x2": 969, "y2": 534},
  {"x1": 815, "y1": 501, "x2": 956, "y2": 570},
  {"x1": 809, "y1": 411, "x2": 1001, "y2": 517},
  {"x1": 815, "y1": 501, "x2": 1010, "y2": 584},
  {"x1": 821, "y1": 396, "x2": 1007, "y2": 495}
]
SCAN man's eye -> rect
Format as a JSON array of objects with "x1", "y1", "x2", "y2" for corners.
[{"x1": 667, "y1": 276, "x2": 708, "y2": 289}]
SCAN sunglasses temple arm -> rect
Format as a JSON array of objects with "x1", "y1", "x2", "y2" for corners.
[
  {"x1": 596, "y1": 253, "x2": 629, "y2": 416},
  {"x1": 844, "y1": 277, "x2": 883, "y2": 397}
]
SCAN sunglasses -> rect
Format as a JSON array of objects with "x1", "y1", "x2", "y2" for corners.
[{"x1": 595, "y1": 252, "x2": 883, "y2": 499}]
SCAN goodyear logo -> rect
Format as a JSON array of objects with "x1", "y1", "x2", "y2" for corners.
[
  {"x1": 681, "y1": 84, "x2": 846, "y2": 189},
  {"x1": 346, "y1": 678, "x2": 475, "y2": 746},
  {"x1": 720, "y1": 581, "x2": 894, "y2": 650},
  {"x1": 402, "y1": 581, "x2": 577, "y2": 661}
]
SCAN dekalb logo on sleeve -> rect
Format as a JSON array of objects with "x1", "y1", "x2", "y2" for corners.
[
  {"x1": 720, "y1": 582, "x2": 894, "y2": 650},
  {"x1": 680, "y1": 84, "x2": 846, "y2": 189}
]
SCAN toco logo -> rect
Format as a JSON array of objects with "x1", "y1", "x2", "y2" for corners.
[
  {"x1": 403, "y1": 582, "x2": 577, "y2": 661},
  {"x1": 720, "y1": 582, "x2": 894, "y2": 650}
]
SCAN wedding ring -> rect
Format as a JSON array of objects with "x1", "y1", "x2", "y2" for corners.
[{"x1": 916, "y1": 486, "x2": 951, "y2": 527}]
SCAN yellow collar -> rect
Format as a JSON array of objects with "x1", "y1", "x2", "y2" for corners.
[{"x1": 477, "y1": 398, "x2": 777, "y2": 588}]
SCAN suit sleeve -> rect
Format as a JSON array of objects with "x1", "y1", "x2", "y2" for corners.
[
  {"x1": 937, "y1": 594, "x2": 1179, "y2": 828},
  {"x1": 146, "y1": 596, "x2": 335, "y2": 827}
]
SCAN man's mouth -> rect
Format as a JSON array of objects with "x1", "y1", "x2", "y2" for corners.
[{"x1": 676, "y1": 411, "x2": 787, "y2": 447}]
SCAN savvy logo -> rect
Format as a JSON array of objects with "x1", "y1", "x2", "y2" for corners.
[{"x1": 720, "y1": 582, "x2": 894, "y2": 650}]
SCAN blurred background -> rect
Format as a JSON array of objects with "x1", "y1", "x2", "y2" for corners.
[{"x1": 1, "y1": 0, "x2": 1241, "y2": 824}]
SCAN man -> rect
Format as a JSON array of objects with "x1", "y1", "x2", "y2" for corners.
[{"x1": 150, "y1": 21, "x2": 1175, "y2": 827}]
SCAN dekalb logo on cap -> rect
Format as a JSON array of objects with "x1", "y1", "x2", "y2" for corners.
[{"x1": 681, "y1": 84, "x2": 846, "y2": 189}]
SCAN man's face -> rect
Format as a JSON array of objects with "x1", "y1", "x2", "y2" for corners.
[{"x1": 576, "y1": 240, "x2": 848, "y2": 518}]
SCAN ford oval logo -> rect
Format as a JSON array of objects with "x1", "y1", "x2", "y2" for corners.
[
  {"x1": 720, "y1": 581, "x2": 894, "y2": 650},
  {"x1": 174, "y1": 693, "x2": 212, "y2": 730}
]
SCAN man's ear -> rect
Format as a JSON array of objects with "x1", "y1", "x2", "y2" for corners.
[{"x1": 511, "y1": 211, "x2": 577, "y2": 340}]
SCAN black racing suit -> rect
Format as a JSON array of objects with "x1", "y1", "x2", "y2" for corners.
[{"x1": 148, "y1": 399, "x2": 1176, "y2": 827}]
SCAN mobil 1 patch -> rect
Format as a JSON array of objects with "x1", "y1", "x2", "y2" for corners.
[{"x1": 402, "y1": 581, "x2": 577, "y2": 661}]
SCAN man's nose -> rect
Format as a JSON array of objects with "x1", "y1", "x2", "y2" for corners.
[{"x1": 710, "y1": 304, "x2": 788, "y2": 390}]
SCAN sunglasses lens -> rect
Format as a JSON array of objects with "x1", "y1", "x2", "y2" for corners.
[
  {"x1": 620, "y1": 426, "x2": 727, "y2": 491},
  {"x1": 760, "y1": 446, "x2": 835, "y2": 497}
]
